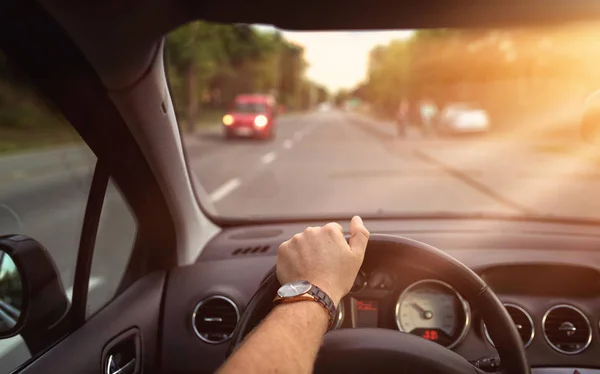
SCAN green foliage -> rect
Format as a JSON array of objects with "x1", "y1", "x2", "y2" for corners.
[
  {"x1": 362, "y1": 27, "x2": 600, "y2": 118},
  {"x1": 166, "y1": 22, "x2": 323, "y2": 131}
]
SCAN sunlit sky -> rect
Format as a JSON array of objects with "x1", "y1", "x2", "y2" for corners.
[{"x1": 257, "y1": 26, "x2": 414, "y2": 92}]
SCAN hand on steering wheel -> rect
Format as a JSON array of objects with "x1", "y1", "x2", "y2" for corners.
[
  {"x1": 277, "y1": 217, "x2": 369, "y2": 306},
  {"x1": 230, "y1": 231, "x2": 530, "y2": 374}
]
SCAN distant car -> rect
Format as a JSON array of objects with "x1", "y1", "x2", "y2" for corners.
[
  {"x1": 436, "y1": 103, "x2": 490, "y2": 135},
  {"x1": 317, "y1": 102, "x2": 332, "y2": 112},
  {"x1": 223, "y1": 94, "x2": 277, "y2": 140}
]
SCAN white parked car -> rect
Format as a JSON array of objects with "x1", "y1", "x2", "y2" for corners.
[
  {"x1": 317, "y1": 102, "x2": 333, "y2": 112},
  {"x1": 436, "y1": 103, "x2": 491, "y2": 135}
]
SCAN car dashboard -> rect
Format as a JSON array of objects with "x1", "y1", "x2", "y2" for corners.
[{"x1": 160, "y1": 218, "x2": 600, "y2": 374}]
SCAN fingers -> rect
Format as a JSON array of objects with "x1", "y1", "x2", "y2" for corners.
[
  {"x1": 349, "y1": 215, "x2": 369, "y2": 255},
  {"x1": 324, "y1": 222, "x2": 344, "y2": 235}
]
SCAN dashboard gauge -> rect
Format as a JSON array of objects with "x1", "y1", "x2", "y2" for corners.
[
  {"x1": 395, "y1": 279, "x2": 471, "y2": 349},
  {"x1": 351, "y1": 270, "x2": 367, "y2": 292},
  {"x1": 368, "y1": 269, "x2": 394, "y2": 290},
  {"x1": 332, "y1": 301, "x2": 345, "y2": 329}
]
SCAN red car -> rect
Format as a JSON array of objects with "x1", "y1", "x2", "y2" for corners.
[{"x1": 223, "y1": 94, "x2": 277, "y2": 140}]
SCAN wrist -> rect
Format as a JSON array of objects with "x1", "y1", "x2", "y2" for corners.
[
  {"x1": 274, "y1": 280, "x2": 338, "y2": 329},
  {"x1": 310, "y1": 281, "x2": 341, "y2": 307},
  {"x1": 273, "y1": 301, "x2": 329, "y2": 331}
]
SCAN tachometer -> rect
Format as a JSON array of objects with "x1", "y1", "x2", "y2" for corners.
[{"x1": 395, "y1": 279, "x2": 471, "y2": 349}]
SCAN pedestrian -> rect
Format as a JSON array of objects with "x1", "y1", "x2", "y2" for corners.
[{"x1": 396, "y1": 99, "x2": 409, "y2": 138}]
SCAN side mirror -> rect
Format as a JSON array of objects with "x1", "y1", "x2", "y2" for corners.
[
  {"x1": 0, "y1": 235, "x2": 69, "y2": 350},
  {"x1": 582, "y1": 92, "x2": 600, "y2": 146}
]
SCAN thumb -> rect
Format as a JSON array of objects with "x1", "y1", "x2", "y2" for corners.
[{"x1": 349, "y1": 216, "x2": 369, "y2": 255}]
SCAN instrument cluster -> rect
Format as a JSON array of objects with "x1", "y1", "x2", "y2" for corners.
[{"x1": 334, "y1": 268, "x2": 470, "y2": 349}]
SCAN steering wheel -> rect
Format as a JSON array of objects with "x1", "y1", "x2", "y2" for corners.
[{"x1": 229, "y1": 234, "x2": 529, "y2": 374}]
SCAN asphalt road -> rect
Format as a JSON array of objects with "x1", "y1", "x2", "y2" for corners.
[
  {"x1": 185, "y1": 110, "x2": 600, "y2": 220},
  {"x1": 1, "y1": 109, "x2": 599, "y2": 371}
]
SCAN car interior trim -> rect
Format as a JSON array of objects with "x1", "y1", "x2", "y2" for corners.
[{"x1": 71, "y1": 161, "x2": 108, "y2": 328}]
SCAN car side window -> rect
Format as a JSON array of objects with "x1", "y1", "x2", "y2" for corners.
[
  {"x1": 86, "y1": 178, "x2": 137, "y2": 318},
  {"x1": 0, "y1": 51, "x2": 97, "y2": 373}
]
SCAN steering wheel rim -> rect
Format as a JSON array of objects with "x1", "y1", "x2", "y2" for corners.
[{"x1": 229, "y1": 234, "x2": 530, "y2": 374}]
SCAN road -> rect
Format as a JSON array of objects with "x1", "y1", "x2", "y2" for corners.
[
  {"x1": 186, "y1": 110, "x2": 600, "y2": 220},
  {"x1": 1, "y1": 109, "x2": 600, "y2": 372}
]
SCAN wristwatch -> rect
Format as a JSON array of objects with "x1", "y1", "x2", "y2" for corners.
[{"x1": 273, "y1": 280, "x2": 337, "y2": 329}]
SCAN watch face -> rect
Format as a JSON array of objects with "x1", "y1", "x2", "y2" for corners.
[{"x1": 277, "y1": 280, "x2": 312, "y2": 297}]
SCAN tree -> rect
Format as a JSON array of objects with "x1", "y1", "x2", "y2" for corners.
[
  {"x1": 166, "y1": 22, "x2": 312, "y2": 131},
  {"x1": 166, "y1": 22, "x2": 231, "y2": 131},
  {"x1": 362, "y1": 26, "x2": 600, "y2": 127}
]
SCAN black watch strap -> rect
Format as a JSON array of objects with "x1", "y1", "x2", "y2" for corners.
[{"x1": 308, "y1": 284, "x2": 337, "y2": 329}]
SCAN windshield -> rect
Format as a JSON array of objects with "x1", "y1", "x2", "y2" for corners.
[
  {"x1": 168, "y1": 22, "x2": 600, "y2": 221},
  {"x1": 446, "y1": 103, "x2": 479, "y2": 111},
  {"x1": 234, "y1": 102, "x2": 267, "y2": 114}
]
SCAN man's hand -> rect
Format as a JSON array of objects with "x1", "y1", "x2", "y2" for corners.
[
  {"x1": 218, "y1": 216, "x2": 369, "y2": 374},
  {"x1": 276, "y1": 216, "x2": 370, "y2": 306}
]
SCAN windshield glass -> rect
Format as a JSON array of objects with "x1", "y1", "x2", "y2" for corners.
[
  {"x1": 447, "y1": 103, "x2": 479, "y2": 111},
  {"x1": 168, "y1": 22, "x2": 600, "y2": 220},
  {"x1": 234, "y1": 102, "x2": 267, "y2": 114}
]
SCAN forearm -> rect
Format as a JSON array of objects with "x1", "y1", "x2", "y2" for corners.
[{"x1": 217, "y1": 301, "x2": 329, "y2": 374}]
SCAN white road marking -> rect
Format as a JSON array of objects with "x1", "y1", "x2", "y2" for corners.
[
  {"x1": 210, "y1": 178, "x2": 241, "y2": 202},
  {"x1": 283, "y1": 140, "x2": 293, "y2": 149},
  {"x1": 261, "y1": 151, "x2": 277, "y2": 165},
  {"x1": 303, "y1": 125, "x2": 314, "y2": 136}
]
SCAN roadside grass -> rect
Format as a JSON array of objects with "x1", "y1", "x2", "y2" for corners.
[
  {"x1": 0, "y1": 123, "x2": 82, "y2": 155},
  {"x1": 177, "y1": 108, "x2": 225, "y2": 133},
  {"x1": 0, "y1": 107, "x2": 305, "y2": 154},
  {"x1": 197, "y1": 109, "x2": 225, "y2": 128},
  {"x1": 177, "y1": 108, "x2": 306, "y2": 133}
]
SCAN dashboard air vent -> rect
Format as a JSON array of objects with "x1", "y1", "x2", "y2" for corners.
[
  {"x1": 192, "y1": 296, "x2": 240, "y2": 344},
  {"x1": 484, "y1": 303, "x2": 534, "y2": 348},
  {"x1": 543, "y1": 304, "x2": 591, "y2": 354},
  {"x1": 231, "y1": 245, "x2": 270, "y2": 256}
]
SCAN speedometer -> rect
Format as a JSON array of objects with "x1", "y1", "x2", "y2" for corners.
[{"x1": 395, "y1": 279, "x2": 471, "y2": 349}]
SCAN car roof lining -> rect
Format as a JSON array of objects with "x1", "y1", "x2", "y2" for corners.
[
  {"x1": 35, "y1": 0, "x2": 600, "y2": 91},
  {"x1": 187, "y1": 0, "x2": 600, "y2": 30}
]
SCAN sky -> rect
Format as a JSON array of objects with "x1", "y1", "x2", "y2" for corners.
[{"x1": 257, "y1": 26, "x2": 414, "y2": 92}]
